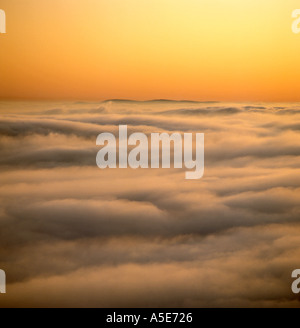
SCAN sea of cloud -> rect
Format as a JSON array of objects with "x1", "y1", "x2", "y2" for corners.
[{"x1": 0, "y1": 100, "x2": 299, "y2": 307}]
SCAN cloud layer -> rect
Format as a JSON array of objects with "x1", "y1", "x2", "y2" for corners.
[{"x1": 0, "y1": 100, "x2": 299, "y2": 307}]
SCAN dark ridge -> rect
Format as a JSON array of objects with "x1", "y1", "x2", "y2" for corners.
[
  {"x1": 101, "y1": 99, "x2": 219, "y2": 104},
  {"x1": 157, "y1": 107, "x2": 241, "y2": 116},
  {"x1": 102, "y1": 99, "x2": 137, "y2": 103}
]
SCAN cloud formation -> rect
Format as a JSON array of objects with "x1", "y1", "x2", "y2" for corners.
[{"x1": 0, "y1": 100, "x2": 299, "y2": 307}]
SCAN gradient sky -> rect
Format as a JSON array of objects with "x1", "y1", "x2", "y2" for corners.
[{"x1": 1, "y1": 0, "x2": 300, "y2": 101}]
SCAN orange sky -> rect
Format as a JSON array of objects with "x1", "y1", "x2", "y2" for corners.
[{"x1": 1, "y1": 0, "x2": 300, "y2": 101}]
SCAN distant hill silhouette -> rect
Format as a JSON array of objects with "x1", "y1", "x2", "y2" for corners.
[{"x1": 101, "y1": 99, "x2": 219, "y2": 104}]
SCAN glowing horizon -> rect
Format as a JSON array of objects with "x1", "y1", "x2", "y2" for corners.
[{"x1": 1, "y1": 0, "x2": 300, "y2": 101}]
